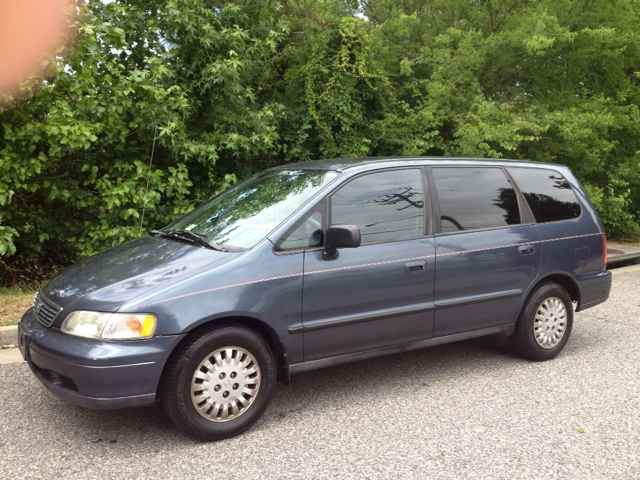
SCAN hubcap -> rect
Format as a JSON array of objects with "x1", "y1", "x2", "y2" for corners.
[
  {"x1": 533, "y1": 297, "x2": 567, "y2": 349},
  {"x1": 191, "y1": 347, "x2": 261, "y2": 422}
]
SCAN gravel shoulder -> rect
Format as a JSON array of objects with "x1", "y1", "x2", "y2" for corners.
[{"x1": 0, "y1": 271, "x2": 638, "y2": 479}]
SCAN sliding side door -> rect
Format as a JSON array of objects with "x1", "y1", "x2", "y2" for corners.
[{"x1": 431, "y1": 167, "x2": 541, "y2": 337}]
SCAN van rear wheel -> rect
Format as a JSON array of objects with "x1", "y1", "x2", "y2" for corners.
[
  {"x1": 161, "y1": 324, "x2": 276, "y2": 441},
  {"x1": 509, "y1": 283, "x2": 573, "y2": 361}
]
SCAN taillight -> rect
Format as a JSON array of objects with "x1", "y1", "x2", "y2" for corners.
[{"x1": 603, "y1": 234, "x2": 607, "y2": 265}]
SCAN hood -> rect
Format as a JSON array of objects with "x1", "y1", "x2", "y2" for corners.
[{"x1": 41, "y1": 236, "x2": 229, "y2": 313}]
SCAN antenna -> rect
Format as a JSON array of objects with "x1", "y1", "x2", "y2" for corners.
[{"x1": 139, "y1": 125, "x2": 158, "y2": 237}]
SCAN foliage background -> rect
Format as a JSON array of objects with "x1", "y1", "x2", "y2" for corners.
[{"x1": 1, "y1": 0, "x2": 639, "y2": 285}]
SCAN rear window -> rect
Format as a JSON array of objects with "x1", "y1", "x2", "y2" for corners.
[
  {"x1": 432, "y1": 167, "x2": 520, "y2": 232},
  {"x1": 509, "y1": 168, "x2": 581, "y2": 223}
]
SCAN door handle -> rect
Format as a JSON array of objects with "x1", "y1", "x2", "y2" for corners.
[
  {"x1": 518, "y1": 245, "x2": 536, "y2": 255},
  {"x1": 405, "y1": 260, "x2": 427, "y2": 273}
]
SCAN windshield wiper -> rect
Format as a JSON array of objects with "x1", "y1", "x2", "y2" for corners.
[
  {"x1": 150, "y1": 230, "x2": 227, "y2": 252},
  {"x1": 173, "y1": 230, "x2": 228, "y2": 252}
]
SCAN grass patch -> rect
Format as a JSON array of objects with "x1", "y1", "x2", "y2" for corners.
[{"x1": 0, "y1": 287, "x2": 36, "y2": 327}]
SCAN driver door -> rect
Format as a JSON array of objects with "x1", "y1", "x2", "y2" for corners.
[{"x1": 300, "y1": 168, "x2": 436, "y2": 362}]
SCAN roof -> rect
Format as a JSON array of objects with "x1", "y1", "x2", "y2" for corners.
[{"x1": 273, "y1": 156, "x2": 562, "y2": 171}]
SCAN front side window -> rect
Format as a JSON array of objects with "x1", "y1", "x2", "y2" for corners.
[
  {"x1": 275, "y1": 208, "x2": 324, "y2": 252},
  {"x1": 433, "y1": 167, "x2": 520, "y2": 233},
  {"x1": 330, "y1": 169, "x2": 425, "y2": 244},
  {"x1": 508, "y1": 168, "x2": 581, "y2": 223},
  {"x1": 170, "y1": 169, "x2": 339, "y2": 249}
]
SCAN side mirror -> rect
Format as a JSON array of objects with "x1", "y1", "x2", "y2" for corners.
[{"x1": 322, "y1": 224, "x2": 361, "y2": 260}]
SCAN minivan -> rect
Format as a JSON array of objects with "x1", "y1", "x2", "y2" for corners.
[{"x1": 19, "y1": 157, "x2": 612, "y2": 440}]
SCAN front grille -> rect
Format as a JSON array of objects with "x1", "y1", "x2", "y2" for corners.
[{"x1": 34, "y1": 292, "x2": 62, "y2": 328}]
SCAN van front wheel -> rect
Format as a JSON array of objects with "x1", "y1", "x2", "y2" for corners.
[
  {"x1": 509, "y1": 283, "x2": 573, "y2": 361},
  {"x1": 161, "y1": 324, "x2": 276, "y2": 441}
]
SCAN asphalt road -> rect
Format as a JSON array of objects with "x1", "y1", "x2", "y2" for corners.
[{"x1": 0, "y1": 270, "x2": 638, "y2": 479}]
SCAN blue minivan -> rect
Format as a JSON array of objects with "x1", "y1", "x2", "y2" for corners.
[{"x1": 19, "y1": 157, "x2": 612, "y2": 440}]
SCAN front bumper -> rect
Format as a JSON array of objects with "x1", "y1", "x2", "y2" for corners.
[{"x1": 20, "y1": 309, "x2": 185, "y2": 409}]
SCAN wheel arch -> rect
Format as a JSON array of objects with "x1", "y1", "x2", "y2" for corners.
[
  {"x1": 528, "y1": 273, "x2": 580, "y2": 310},
  {"x1": 159, "y1": 315, "x2": 291, "y2": 396}
]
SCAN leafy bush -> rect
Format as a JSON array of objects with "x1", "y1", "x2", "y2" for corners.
[
  {"x1": 0, "y1": 0, "x2": 285, "y2": 284},
  {"x1": 1, "y1": 0, "x2": 639, "y2": 286}
]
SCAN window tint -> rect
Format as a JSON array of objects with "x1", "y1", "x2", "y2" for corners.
[
  {"x1": 331, "y1": 169, "x2": 424, "y2": 244},
  {"x1": 509, "y1": 168, "x2": 581, "y2": 223},
  {"x1": 275, "y1": 210, "x2": 324, "y2": 251},
  {"x1": 433, "y1": 167, "x2": 520, "y2": 232}
]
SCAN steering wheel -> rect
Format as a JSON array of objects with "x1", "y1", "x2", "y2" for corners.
[
  {"x1": 440, "y1": 215, "x2": 464, "y2": 231},
  {"x1": 306, "y1": 216, "x2": 323, "y2": 247},
  {"x1": 307, "y1": 216, "x2": 321, "y2": 232}
]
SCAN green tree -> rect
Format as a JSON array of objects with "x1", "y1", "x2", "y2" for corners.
[
  {"x1": 360, "y1": 0, "x2": 640, "y2": 237},
  {"x1": 282, "y1": 16, "x2": 391, "y2": 160},
  {"x1": 267, "y1": 0, "x2": 640, "y2": 237},
  {"x1": 0, "y1": 0, "x2": 285, "y2": 282},
  {"x1": 2, "y1": 0, "x2": 640, "y2": 285}
]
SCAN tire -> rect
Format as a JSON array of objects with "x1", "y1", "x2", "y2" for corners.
[
  {"x1": 509, "y1": 282, "x2": 573, "y2": 361},
  {"x1": 161, "y1": 323, "x2": 276, "y2": 441}
]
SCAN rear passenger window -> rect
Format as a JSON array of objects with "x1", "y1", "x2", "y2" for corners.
[
  {"x1": 509, "y1": 168, "x2": 581, "y2": 223},
  {"x1": 433, "y1": 167, "x2": 520, "y2": 232},
  {"x1": 331, "y1": 169, "x2": 424, "y2": 244}
]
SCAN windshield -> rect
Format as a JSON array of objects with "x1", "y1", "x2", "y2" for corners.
[{"x1": 170, "y1": 169, "x2": 339, "y2": 249}]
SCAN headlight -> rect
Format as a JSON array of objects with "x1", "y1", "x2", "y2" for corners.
[{"x1": 61, "y1": 311, "x2": 157, "y2": 340}]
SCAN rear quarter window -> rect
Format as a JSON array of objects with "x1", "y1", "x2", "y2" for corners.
[{"x1": 508, "y1": 168, "x2": 581, "y2": 223}]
